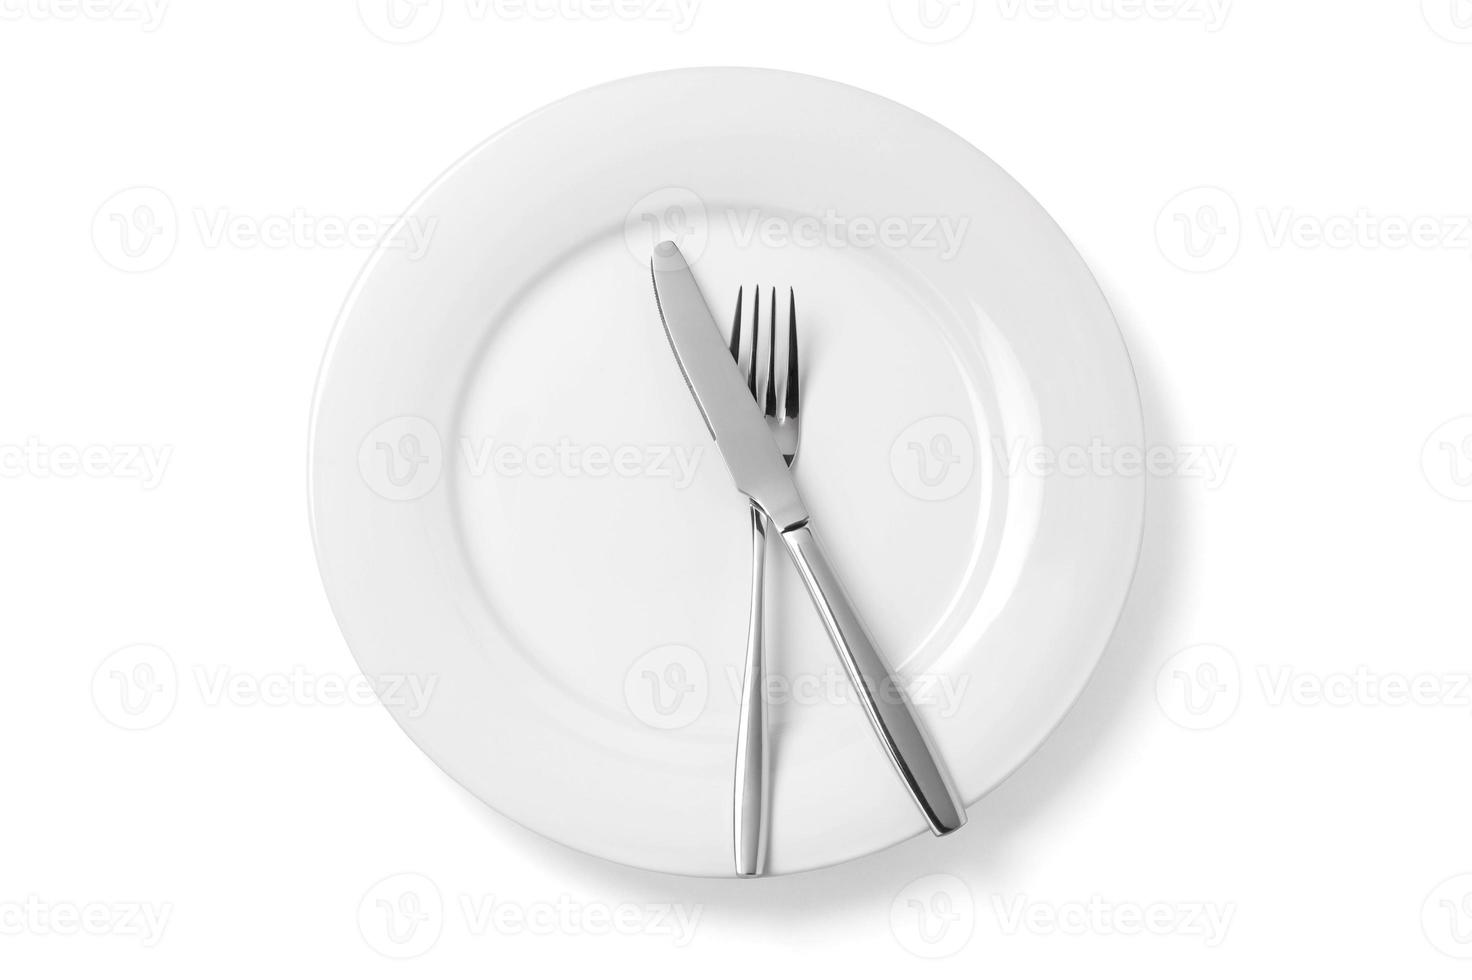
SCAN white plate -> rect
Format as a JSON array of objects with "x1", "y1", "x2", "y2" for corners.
[{"x1": 309, "y1": 68, "x2": 1143, "y2": 877}]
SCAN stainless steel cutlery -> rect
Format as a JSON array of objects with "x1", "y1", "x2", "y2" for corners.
[
  {"x1": 729, "y1": 285, "x2": 802, "y2": 878},
  {"x1": 649, "y1": 241, "x2": 967, "y2": 872}
]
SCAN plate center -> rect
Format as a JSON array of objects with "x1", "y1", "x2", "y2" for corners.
[{"x1": 449, "y1": 224, "x2": 1003, "y2": 736}]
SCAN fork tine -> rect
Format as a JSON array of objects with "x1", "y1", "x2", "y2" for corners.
[
  {"x1": 764, "y1": 287, "x2": 778, "y2": 416},
  {"x1": 729, "y1": 286, "x2": 743, "y2": 364},
  {"x1": 748, "y1": 286, "x2": 760, "y2": 397},
  {"x1": 784, "y1": 288, "x2": 799, "y2": 420}
]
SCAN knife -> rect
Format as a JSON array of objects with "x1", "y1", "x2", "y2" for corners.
[{"x1": 650, "y1": 240, "x2": 966, "y2": 837}]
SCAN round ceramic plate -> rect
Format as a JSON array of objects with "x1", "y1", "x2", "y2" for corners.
[{"x1": 309, "y1": 68, "x2": 1143, "y2": 877}]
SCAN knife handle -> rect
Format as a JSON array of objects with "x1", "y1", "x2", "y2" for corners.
[{"x1": 778, "y1": 523, "x2": 967, "y2": 836}]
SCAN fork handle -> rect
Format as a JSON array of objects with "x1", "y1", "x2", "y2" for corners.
[
  {"x1": 734, "y1": 506, "x2": 769, "y2": 876},
  {"x1": 778, "y1": 522, "x2": 967, "y2": 835}
]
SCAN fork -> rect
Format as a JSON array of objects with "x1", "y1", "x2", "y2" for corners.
[{"x1": 730, "y1": 285, "x2": 799, "y2": 878}]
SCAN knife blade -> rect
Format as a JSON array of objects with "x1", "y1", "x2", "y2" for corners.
[
  {"x1": 649, "y1": 241, "x2": 967, "y2": 837},
  {"x1": 650, "y1": 240, "x2": 808, "y2": 533}
]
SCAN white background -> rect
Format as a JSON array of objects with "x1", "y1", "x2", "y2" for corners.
[{"x1": 3, "y1": 0, "x2": 1471, "y2": 974}]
